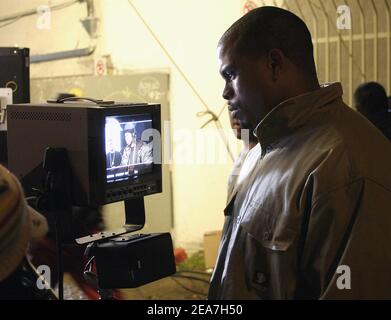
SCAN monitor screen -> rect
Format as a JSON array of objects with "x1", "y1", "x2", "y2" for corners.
[{"x1": 105, "y1": 114, "x2": 154, "y2": 184}]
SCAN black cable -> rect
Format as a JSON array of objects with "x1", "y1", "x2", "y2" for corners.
[
  {"x1": 172, "y1": 274, "x2": 210, "y2": 284},
  {"x1": 176, "y1": 270, "x2": 212, "y2": 276},
  {"x1": 170, "y1": 277, "x2": 207, "y2": 297}
]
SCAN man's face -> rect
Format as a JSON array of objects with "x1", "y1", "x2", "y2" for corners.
[
  {"x1": 218, "y1": 39, "x2": 276, "y2": 128},
  {"x1": 125, "y1": 131, "x2": 134, "y2": 145}
]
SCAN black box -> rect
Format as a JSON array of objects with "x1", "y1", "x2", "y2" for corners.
[
  {"x1": 0, "y1": 131, "x2": 7, "y2": 166},
  {"x1": 0, "y1": 47, "x2": 30, "y2": 165},
  {"x1": 94, "y1": 233, "x2": 176, "y2": 289},
  {"x1": 0, "y1": 47, "x2": 30, "y2": 103}
]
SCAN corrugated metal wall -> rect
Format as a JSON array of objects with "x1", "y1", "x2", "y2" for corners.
[{"x1": 255, "y1": 0, "x2": 391, "y2": 106}]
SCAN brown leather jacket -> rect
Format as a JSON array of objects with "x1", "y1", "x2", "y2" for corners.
[{"x1": 209, "y1": 83, "x2": 391, "y2": 299}]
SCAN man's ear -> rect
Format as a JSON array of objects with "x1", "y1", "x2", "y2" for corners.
[{"x1": 267, "y1": 49, "x2": 285, "y2": 81}]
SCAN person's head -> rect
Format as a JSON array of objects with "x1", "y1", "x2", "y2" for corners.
[
  {"x1": 124, "y1": 123, "x2": 136, "y2": 146},
  {"x1": 124, "y1": 130, "x2": 135, "y2": 146},
  {"x1": 0, "y1": 165, "x2": 48, "y2": 282},
  {"x1": 218, "y1": 6, "x2": 319, "y2": 128},
  {"x1": 354, "y1": 82, "x2": 388, "y2": 119}
]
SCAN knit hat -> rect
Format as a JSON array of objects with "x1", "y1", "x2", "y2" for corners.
[{"x1": 0, "y1": 165, "x2": 48, "y2": 281}]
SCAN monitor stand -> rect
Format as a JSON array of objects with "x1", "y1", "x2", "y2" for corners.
[{"x1": 75, "y1": 198, "x2": 145, "y2": 245}]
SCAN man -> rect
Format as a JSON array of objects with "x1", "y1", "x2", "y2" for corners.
[
  {"x1": 121, "y1": 124, "x2": 142, "y2": 167},
  {"x1": 121, "y1": 124, "x2": 153, "y2": 164},
  {"x1": 121, "y1": 124, "x2": 153, "y2": 176},
  {"x1": 106, "y1": 138, "x2": 122, "y2": 168},
  {"x1": 209, "y1": 6, "x2": 391, "y2": 299},
  {"x1": 354, "y1": 82, "x2": 391, "y2": 141}
]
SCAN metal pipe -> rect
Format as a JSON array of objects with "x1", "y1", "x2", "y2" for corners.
[
  {"x1": 342, "y1": 0, "x2": 353, "y2": 106},
  {"x1": 370, "y1": 0, "x2": 378, "y2": 81},
  {"x1": 319, "y1": 0, "x2": 330, "y2": 82},
  {"x1": 357, "y1": 0, "x2": 366, "y2": 82},
  {"x1": 332, "y1": 0, "x2": 341, "y2": 82},
  {"x1": 30, "y1": 46, "x2": 95, "y2": 63},
  {"x1": 384, "y1": 0, "x2": 391, "y2": 93},
  {"x1": 306, "y1": 0, "x2": 319, "y2": 68}
]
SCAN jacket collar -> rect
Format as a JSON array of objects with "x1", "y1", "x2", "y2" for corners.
[{"x1": 254, "y1": 82, "x2": 344, "y2": 150}]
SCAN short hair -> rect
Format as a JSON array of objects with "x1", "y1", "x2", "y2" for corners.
[
  {"x1": 219, "y1": 6, "x2": 317, "y2": 77},
  {"x1": 354, "y1": 82, "x2": 389, "y2": 116}
]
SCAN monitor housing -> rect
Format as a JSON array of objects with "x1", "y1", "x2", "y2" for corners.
[{"x1": 7, "y1": 101, "x2": 162, "y2": 206}]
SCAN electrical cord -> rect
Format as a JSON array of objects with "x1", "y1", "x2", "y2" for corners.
[
  {"x1": 172, "y1": 274, "x2": 210, "y2": 284},
  {"x1": 176, "y1": 270, "x2": 212, "y2": 276},
  {"x1": 0, "y1": 16, "x2": 23, "y2": 29},
  {"x1": 170, "y1": 276, "x2": 207, "y2": 297},
  {"x1": 217, "y1": 102, "x2": 228, "y2": 119},
  {"x1": 196, "y1": 110, "x2": 218, "y2": 130},
  {"x1": 197, "y1": 101, "x2": 228, "y2": 130},
  {"x1": 196, "y1": 103, "x2": 235, "y2": 161}
]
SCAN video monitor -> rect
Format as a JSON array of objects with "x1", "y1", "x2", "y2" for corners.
[{"x1": 7, "y1": 101, "x2": 162, "y2": 206}]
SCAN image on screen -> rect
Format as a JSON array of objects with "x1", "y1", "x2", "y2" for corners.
[{"x1": 105, "y1": 114, "x2": 154, "y2": 183}]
